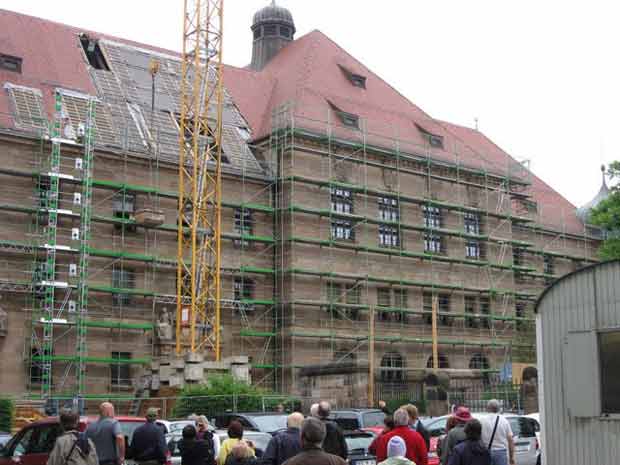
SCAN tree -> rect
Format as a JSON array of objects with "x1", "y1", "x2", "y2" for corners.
[
  {"x1": 172, "y1": 374, "x2": 299, "y2": 418},
  {"x1": 0, "y1": 398, "x2": 14, "y2": 432},
  {"x1": 590, "y1": 161, "x2": 620, "y2": 260}
]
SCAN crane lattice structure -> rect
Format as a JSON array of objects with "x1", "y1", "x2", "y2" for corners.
[{"x1": 176, "y1": 0, "x2": 224, "y2": 356}]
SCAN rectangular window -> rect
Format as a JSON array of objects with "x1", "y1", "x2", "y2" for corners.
[
  {"x1": 327, "y1": 282, "x2": 342, "y2": 303},
  {"x1": 234, "y1": 208, "x2": 254, "y2": 243},
  {"x1": 464, "y1": 212, "x2": 481, "y2": 235},
  {"x1": 350, "y1": 74, "x2": 367, "y2": 88},
  {"x1": 377, "y1": 287, "x2": 391, "y2": 321},
  {"x1": 331, "y1": 219, "x2": 355, "y2": 241},
  {"x1": 378, "y1": 197, "x2": 399, "y2": 222},
  {"x1": 425, "y1": 233, "x2": 443, "y2": 253},
  {"x1": 393, "y1": 289, "x2": 408, "y2": 323},
  {"x1": 279, "y1": 25, "x2": 292, "y2": 39},
  {"x1": 331, "y1": 188, "x2": 354, "y2": 214},
  {"x1": 379, "y1": 225, "x2": 400, "y2": 248},
  {"x1": 345, "y1": 284, "x2": 361, "y2": 320},
  {"x1": 30, "y1": 347, "x2": 52, "y2": 385},
  {"x1": 110, "y1": 352, "x2": 131, "y2": 387},
  {"x1": 480, "y1": 296, "x2": 491, "y2": 329},
  {"x1": 263, "y1": 24, "x2": 277, "y2": 36},
  {"x1": 423, "y1": 205, "x2": 442, "y2": 229},
  {"x1": 112, "y1": 268, "x2": 135, "y2": 306},
  {"x1": 600, "y1": 331, "x2": 620, "y2": 414},
  {"x1": 515, "y1": 300, "x2": 527, "y2": 331},
  {"x1": 337, "y1": 111, "x2": 360, "y2": 129},
  {"x1": 234, "y1": 277, "x2": 254, "y2": 301},
  {"x1": 543, "y1": 254, "x2": 555, "y2": 285},
  {"x1": 513, "y1": 247, "x2": 524, "y2": 267},
  {"x1": 423, "y1": 293, "x2": 451, "y2": 325},
  {"x1": 465, "y1": 296, "x2": 478, "y2": 328},
  {"x1": 113, "y1": 192, "x2": 136, "y2": 232},
  {"x1": 466, "y1": 240, "x2": 482, "y2": 259},
  {"x1": 0, "y1": 53, "x2": 22, "y2": 73}
]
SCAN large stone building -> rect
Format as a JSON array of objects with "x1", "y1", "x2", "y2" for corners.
[{"x1": 0, "y1": 4, "x2": 601, "y2": 406}]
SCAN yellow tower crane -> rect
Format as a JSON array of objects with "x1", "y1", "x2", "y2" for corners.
[{"x1": 176, "y1": 0, "x2": 224, "y2": 357}]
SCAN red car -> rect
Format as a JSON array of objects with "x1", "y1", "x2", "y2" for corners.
[{"x1": 0, "y1": 415, "x2": 164, "y2": 465}]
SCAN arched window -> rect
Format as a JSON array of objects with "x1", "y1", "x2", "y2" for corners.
[
  {"x1": 426, "y1": 353, "x2": 450, "y2": 369},
  {"x1": 469, "y1": 353, "x2": 490, "y2": 370},
  {"x1": 380, "y1": 352, "x2": 405, "y2": 382}
]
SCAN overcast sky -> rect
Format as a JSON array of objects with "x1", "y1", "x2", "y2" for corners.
[{"x1": 4, "y1": 0, "x2": 618, "y2": 207}]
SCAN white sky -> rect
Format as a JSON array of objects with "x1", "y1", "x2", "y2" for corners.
[{"x1": 3, "y1": 0, "x2": 618, "y2": 207}]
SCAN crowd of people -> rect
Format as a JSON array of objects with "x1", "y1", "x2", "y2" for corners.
[{"x1": 44, "y1": 398, "x2": 514, "y2": 465}]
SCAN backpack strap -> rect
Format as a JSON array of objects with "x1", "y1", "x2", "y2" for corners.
[
  {"x1": 64, "y1": 434, "x2": 80, "y2": 465},
  {"x1": 487, "y1": 415, "x2": 500, "y2": 450}
]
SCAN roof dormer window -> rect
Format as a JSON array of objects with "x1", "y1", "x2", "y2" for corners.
[
  {"x1": 79, "y1": 34, "x2": 110, "y2": 71},
  {"x1": 339, "y1": 112, "x2": 359, "y2": 128},
  {"x1": 0, "y1": 54, "x2": 22, "y2": 73},
  {"x1": 338, "y1": 64, "x2": 367, "y2": 89},
  {"x1": 415, "y1": 124, "x2": 444, "y2": 149}
]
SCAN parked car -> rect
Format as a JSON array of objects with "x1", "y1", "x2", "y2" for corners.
[
  {"x1": 0, "y1": 415, "x2": 166, "y2": 465},
  {"x1": 525, "y1": 413, "x2": 541, "y2": 465},
  {"x1": 423, "y1": 414, "x2": 539, "y2": 465},
  {"x1": 0, "y1": 434, "x2": 11, "y2": 449},
  {"x1": 214, "y1": 412, "x2": 288, "y2": 435},
  {"x1": 344, "y1": 430, "x2": 377, "y2": 465},
  {"x1": 166, "y1": 429, "x2": 272, "y2": 465},
  {"x1": 329, "y1": 409, "x2": 385, "y2": 435}
]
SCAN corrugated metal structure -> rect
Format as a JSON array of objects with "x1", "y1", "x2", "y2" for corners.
[{"x1": 536, "y1": 260, "x2": 620, "y2": 465}]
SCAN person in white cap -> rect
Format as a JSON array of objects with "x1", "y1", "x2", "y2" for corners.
[{"x1": 379, "y1": 436, "x2": 416, "y2": 465}]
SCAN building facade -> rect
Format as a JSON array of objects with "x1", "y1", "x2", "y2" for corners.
[{"x1": 0, "y1": 5, "x2": 600, "y2": 404}]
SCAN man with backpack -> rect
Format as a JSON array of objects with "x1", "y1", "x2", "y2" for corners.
[
  {"x1": 47, "y1": 410, "x2": 98, "y2": 465},
  {"x1": 316, "y1": 401, "x2": 347, "y2": 460},
  {"x1": 129, "y1": 408, "x2": 167, "y2": 465},
  {"x1": 480, "y1": 400, "x2": 515, "y2": 465}
]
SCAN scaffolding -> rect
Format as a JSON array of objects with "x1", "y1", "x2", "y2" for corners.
[{"x1": 0, "y1": 35, "x2": 601, "y2": 403}]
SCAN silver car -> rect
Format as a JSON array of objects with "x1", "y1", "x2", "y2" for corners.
[{"x1": 423, "y1": 413, "x2": 539, "y2": 465}]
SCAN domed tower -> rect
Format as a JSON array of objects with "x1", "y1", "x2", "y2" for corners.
[
  {"x1": 576, "y1": 165, "x2": 610, "y2": 223},
  {"x1": 250, "y1": 1, "x2": 296, "y2": 71}
]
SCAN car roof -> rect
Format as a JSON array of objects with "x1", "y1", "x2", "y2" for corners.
[
  {"x1": 217, "y1": 412, "x2": 286, "y2": 416},
  {"x1": 331, "y1": 409, "x2": 383, "y2": 413}
]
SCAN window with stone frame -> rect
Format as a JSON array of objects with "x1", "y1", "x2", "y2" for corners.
[
  {"x1": 515, "y1": 300, "x2": 527, "y2": 331},
  {"x1": 234, "y1": 208, "x2": 254, "y2": 247},
  {"x1": 543, "y1": 254, "x2": 555, "y2": 285},
  {"x1": 30, "y1": 346, "x2": 52, "y2": 385},
  {"x1": 112, "y1": 267, "x2": 135, "y2": 307},
  {"x1": 331, "y1": 219, "x2": 355, "y2": 241},
  {"x1": 110, "y1": 352, "x2": 132, "y2": 387},
  {"x1": 423, "y1": 292, "x2": 451, "y2": 325},
  {"x1": 423, "y1": 205, "x2": 442, "y2": 228},
  {"x1": 379, "y1": 225, "x2": 400, "y2": 248},
  {"x1": 513, "y1": 247, "x2": 524, "y2": 267},
  {"x1": 378, "y1": 196, "x2": 399, "y2": 222},
  {"x1": 113, "y1": 192, "x2": 136, "y2": 233},
  {"x1": 393, "y1": 288, "x2": 408, "y2": 323},
  {"x1": 480, "y1": 296, "x2": 491, "y2": 329},
  {"x1": 377, "y1": 287, "x2": 391, "y2": 321},
  {"x1": 425, "y1": 233, "x2": 443, "y2": 253},
  {"x1": 380, "y1": 352, "x2": 405, "y2": 383},
  {"x1": 331, "y1": 187, "x2": 354, "y2": 214},
  {"x1": 464, "y1": 212, "x2": 483, "y2": 259},
  {"x1": 465, "y1": 295, "x2": 478, "y2": 329}
]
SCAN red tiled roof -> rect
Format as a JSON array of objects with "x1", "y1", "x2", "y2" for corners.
[{"x1": 0, "y1": 9, "x2": 586, "y2": 234}]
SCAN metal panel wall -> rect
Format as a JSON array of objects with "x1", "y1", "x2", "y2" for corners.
[{"x1": 536, "y1": 260, "x2": 620, "y2": 465}]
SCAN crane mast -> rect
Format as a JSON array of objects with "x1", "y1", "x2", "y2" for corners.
[{"x1": 176, "y1": 0, "x2": 224, "y2": 357}]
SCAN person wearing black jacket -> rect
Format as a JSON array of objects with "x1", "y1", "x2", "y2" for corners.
[
  {"x1": 130, "y1": 408, "x2": 167, "y2": 465},
  {"x1": 447, "y1": 419, "x2": 491, "y2": 465},
  {"x1": 317, "y1": 401, "x2": 348, "y2": 460},
  {"x1": 262, "y1": 412, "x2": 303, "y2": 465},
  {"x1": 178, "y1": 425, "x2": 216, "y2": 465}
]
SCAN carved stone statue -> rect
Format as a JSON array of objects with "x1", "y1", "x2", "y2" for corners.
[
  {"x1": 520, "y1": 366, "x2": 539, "y2": 414},
  {"x1": 156, "y1": 307, "x2": 173, "y2": 341}
]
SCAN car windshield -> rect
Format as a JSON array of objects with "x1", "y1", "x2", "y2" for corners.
[
  {"x1": 361, "y1": 412, "x2": 385, "y2": 427},
  {"x1": 169, "y1": 421, "x2": 194, "y2": 433},
  {"x1": 345, "y1": 434, "x2": 374, "y2": 453},
  {"x1": 423, "y1": 417, "x2": 448, "y2": 436},
  {"x1": 247, "y1": 415, "x2": 287, "y2": 433}
]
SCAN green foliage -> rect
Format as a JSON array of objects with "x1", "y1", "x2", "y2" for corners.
[
  {"x1": 589, "y1": 162, "x2": 620, "y2": 260},
  {"x1": 0, "y1": 398, "x2": 14, "y2": 432},
  {"x1": 172, "y1": 374, "x2": 299, "y2": 418}
]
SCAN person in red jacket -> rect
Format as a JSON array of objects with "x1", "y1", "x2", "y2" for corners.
[{"x1": 374, "y1": 408, "x2": 428, "y2": 465}]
